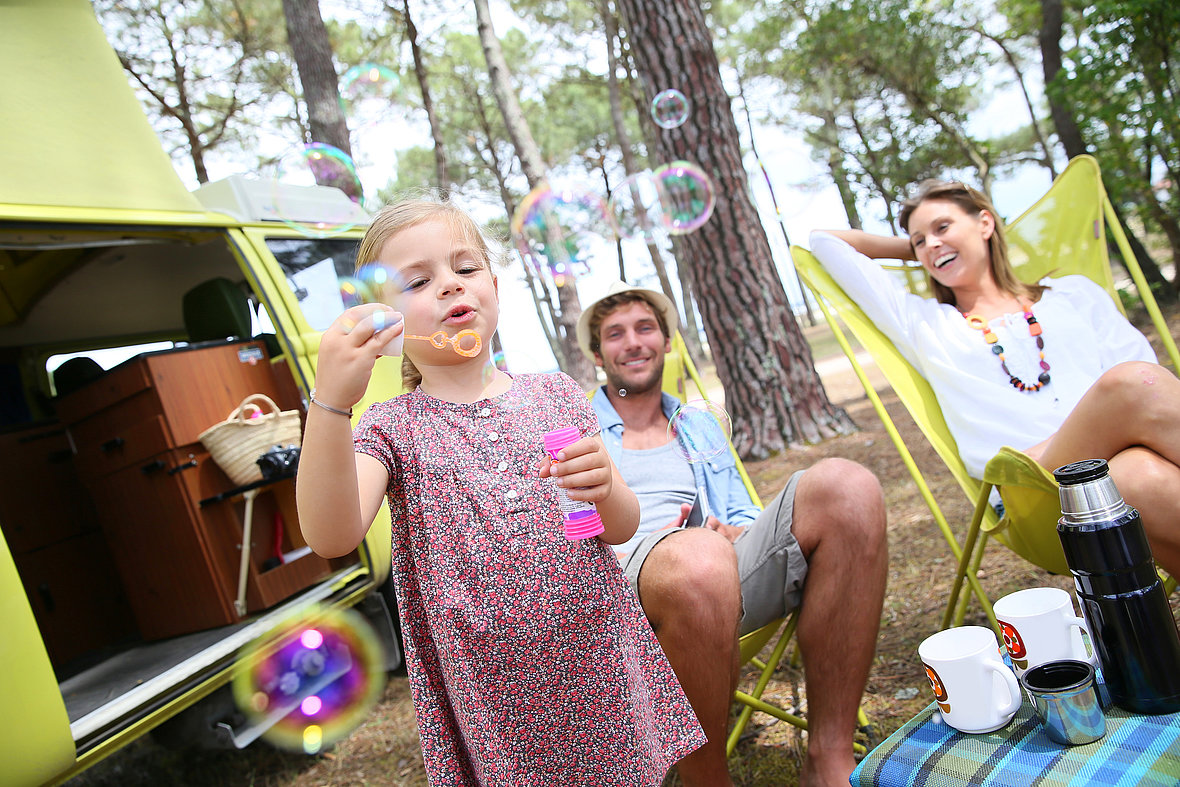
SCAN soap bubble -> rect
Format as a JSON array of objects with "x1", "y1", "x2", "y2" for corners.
[
  {"x1": 607, "y1": 170, "x2": 667, "y2": 242},
  {"x1": 340, "y1": 63, "x2": 401, "y2": 123},
  {"x1": 667, "y1": 400, "x2": 732, "y2": 464},
  {"x1": 232, "y1": 606, "x2": 386, "y2": 754},
  {"x1": 353, "y1": 263, "x2": 405, "y2": 305},
  {"x1": 338, "y1": 264, "x2": 406, "y2": 335},
  {"x1": 511, "y1": 184, "x2": 608, "y2": 287},
  {"x1": 338, "y1": 276, "x2": 375, "y2": 309},
  {"x1": 654, "y1": 161, "x2": 716, "y2": 234},
  {"x1": 271, "y1": 143, "x2": 367, "y2": 237},
  {"x1": 651, "y1": 89, "x2": 690, "y2": 130}
]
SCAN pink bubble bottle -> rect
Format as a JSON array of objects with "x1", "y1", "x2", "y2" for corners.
[{"x1": 543, "y1": 427, "x2": 604, "y2": 540}]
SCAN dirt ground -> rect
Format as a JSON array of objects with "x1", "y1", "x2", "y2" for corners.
[{"x1": 68, "y1": 307, "x2": 1180, "y2": 787}]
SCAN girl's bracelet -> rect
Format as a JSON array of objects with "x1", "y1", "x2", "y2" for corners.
[{"x1": 309, "y1": 389, "x2": 353, "y2": 418}]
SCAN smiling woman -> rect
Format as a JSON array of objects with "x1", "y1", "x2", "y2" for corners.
[{"x1": 809, "y1": 177, "x2": 1180, "y2": 582}]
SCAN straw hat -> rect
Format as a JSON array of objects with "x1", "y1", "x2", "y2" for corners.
[{"x1": 576, "y1": 280, "x2": 678, "y2": 362}]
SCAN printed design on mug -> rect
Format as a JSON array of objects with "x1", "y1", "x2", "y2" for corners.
[
  {"x1": 998, "y1": 620, "x2": 1029, "y2": 670},
  {"x1": 923, "y1": 663, "x2": 950, "y2": 714}
]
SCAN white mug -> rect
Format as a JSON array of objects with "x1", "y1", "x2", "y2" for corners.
[
  {"x1": 994, "y1": 587, "x2": 1093, "y2": 677},
  {"x1": 919, "y1": 625, "x2": 1022, "y2": 734}
]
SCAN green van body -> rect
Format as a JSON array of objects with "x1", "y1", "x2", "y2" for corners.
[{"x1": 0, "y1": 2, "x2": 403, "y2": 783}]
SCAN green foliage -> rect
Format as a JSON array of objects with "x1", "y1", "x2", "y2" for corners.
[
  {"x1": 731, "y1": 0, "x2": 1007, "y2": 228},
  {"x1": 1051, "y1": 0, "x2": 1180, "y2": 251}
]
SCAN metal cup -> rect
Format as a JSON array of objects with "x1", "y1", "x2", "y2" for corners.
[{"x1": 1020, "y1": 659, "x2": 1106, "y2": 745}]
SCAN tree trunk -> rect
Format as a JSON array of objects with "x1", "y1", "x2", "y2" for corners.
[
  {"x1": 1038, "y1": 0, "x2": 1174, "y2": 300},
  {"x1": 281, "y1": 0, "x2": 358, "y2": 200},
  {"x1": 602, "y1": 1, "x2": 705, "y2": 361},
  {"x1": 1038, "y1": 0, "x2": 1087, "y2": 160},
  {"x1": 615, "y1": 0, "x2": 855, "y2": 457},
  {"x1": 472, "y1": 0, "x2": 596, "y2": 385},
  {"x1": 401, "y1": 0, "x2": 450, "y2": 197}
]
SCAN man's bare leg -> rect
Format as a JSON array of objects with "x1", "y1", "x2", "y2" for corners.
[
  {"x1": 639, "y1": 528, "x2": 743, "y2": 787},
  {"x1": 789, "y1": 459, "x2": 888, "y2": 787}
]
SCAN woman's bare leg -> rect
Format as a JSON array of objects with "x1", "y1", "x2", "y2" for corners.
[
  {"x1": 1107, "y1": 447, "x2": 1180, "y2": 580},
  {"x1": 1033, "y1": 362, "x2": 1180, "y2": 578}
]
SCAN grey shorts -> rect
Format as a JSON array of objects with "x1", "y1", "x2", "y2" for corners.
[{"x1": 619, "y1": 470, "x2": 809, "y2": 637}]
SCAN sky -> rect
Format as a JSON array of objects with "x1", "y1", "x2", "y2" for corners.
[{"x1": 146, "y1": 1, "x2": 1060, "y2": 377}]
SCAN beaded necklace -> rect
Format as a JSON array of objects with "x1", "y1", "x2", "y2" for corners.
[{"x1": 964, "y1": 305, "x2": 1051, "y2": 392}]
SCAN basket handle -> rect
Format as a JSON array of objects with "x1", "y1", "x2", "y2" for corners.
[{"x1": 225, "y1": 393, "x2": 282, "y2": 425}]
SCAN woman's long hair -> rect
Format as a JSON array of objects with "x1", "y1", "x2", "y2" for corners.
[
  {"x1": 355, "y1": 197, "x2": 504, "y2": 391},
  {"x1": 898, "y1": 180, "x2": 1046, "y2": 308}
]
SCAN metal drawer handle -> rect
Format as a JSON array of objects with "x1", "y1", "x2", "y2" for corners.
[
  {"x1": 168, "y1": 456, "x2": 198, "y2": 475},
  {"x1": 141, "y1": 459, "x2": 166, "y2": 474},
  {"x1": 101, "y1": 437, "x2": 125, "y2": 453}
]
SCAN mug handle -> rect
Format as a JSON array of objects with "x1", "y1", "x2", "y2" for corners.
[
  {"x1": 994, "y1": 662, "x2": 1023, "y2": 717},
  {"x1": 1068, "y1": 614, "x2": 1098, "y2": 664}
]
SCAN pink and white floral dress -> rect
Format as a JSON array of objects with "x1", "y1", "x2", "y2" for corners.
[{"x1": 355, "y1": 372, "x2": 705, "y2": 785}]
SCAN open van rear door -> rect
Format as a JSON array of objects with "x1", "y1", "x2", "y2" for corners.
[{"x1": 1, "y1": 530, "x2": 74, "y2": 784}]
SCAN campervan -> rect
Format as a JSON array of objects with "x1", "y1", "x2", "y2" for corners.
[{"x1": 1, "y1": 2, "x2": 404, "y2": 783}]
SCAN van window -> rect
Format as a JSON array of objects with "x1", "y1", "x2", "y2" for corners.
[{"x1": 266, "y1": 237, "x2": 361, "y2": 332}]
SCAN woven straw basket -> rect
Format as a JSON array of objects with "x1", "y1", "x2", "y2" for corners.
[{"x1": 198, "y1": 394, "x2": 302, "y2": 486}]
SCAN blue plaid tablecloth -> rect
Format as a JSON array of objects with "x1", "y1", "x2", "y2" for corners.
[{"x1": 853, "y1": 701, "x2": 1180, "y2": 786}]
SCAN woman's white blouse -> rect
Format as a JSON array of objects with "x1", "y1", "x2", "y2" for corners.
[{"x1": 810, "y1": 231, "x2": 1157, "y2": 478}]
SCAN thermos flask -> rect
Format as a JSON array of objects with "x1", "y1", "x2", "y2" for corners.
[{"x1": 1054, "y1": 459, "x2": 1180, "y2": 713}]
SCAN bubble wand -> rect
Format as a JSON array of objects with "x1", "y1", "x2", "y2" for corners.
[{"x1": 404, "y1": 329, "x2": 483, "y2": 358}]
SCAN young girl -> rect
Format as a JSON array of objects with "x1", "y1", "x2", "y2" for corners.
[
  {"x1": 296, "y1": 198, "x2": 705, "y2": 784},
  {"x1": 812, "y1": 179, "x2": 1180, "y2": 579}
]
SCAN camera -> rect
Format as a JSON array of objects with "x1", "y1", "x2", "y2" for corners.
[{"x1": 256, "y1": 444, "x2": 300, "y2": 480}]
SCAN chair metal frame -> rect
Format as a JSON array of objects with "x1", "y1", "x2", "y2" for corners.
[
  {"x1": 792, "y1": 155, "x2": 1179, "y2": 634},
  {"x1": 661, "y1": 334, "x2": 872, "y2": 756}
]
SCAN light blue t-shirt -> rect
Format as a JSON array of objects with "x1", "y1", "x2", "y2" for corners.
[{"x1": 616, "y1": 441, "x2": 696, "y2": 555}]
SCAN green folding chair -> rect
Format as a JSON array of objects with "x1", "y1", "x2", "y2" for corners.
[{"x1": 792, "y1": 155, "x2": 1179, "y2": 634}]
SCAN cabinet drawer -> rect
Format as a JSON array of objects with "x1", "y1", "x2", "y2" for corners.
[
  {"x1": 0, "y1": 422, "x2": 97, "y2": 554},
  {"x1": 73, "y1": 414, "x2": 173, "y2": 481}
]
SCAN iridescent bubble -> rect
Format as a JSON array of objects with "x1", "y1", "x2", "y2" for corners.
[
  {"x1": 607, "y1": 170, "x2": 667, "y2": 242},
  {"x1": 353, "y1": 263, "x2": 405, "y2": 305},
  {"x1": 340, "y1": 63, "x2": 401, "y2": 122},
  {"x1": 511, "y1": 184, "x2": 608, "y2": 287},
  {"x1": 231, "y1": 606, "x2": 386, "y2": 754},
  {"x1": 271, "y1": 143, "x2": 367, "y2": 238},
  {"x1": 667, "y1": 399, "x2": 732, "y2": 464},
  {"x1": 651, "y1": 89, "x2": 690, "y2": 130},
  {"x1": 338, "y1": 276, "x2": 374, "y2": 309},
  {"x1": 654, "y1": 161, "x2": 716, "y2": 234}
]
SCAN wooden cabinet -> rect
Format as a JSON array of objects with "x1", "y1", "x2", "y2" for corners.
[
  {"x1": 1, "y1": 422, "x2": 137, "y2": 670},
  {"x1": 57, "y1": 341, "x2": 344, "y2": 641}
]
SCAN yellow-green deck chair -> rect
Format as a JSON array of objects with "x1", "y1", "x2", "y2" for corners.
[
  {"x1": 792, "y1": 155, "x2": 1180, "y2": 634},
  {"x1": 659, "y1": 332, "x2": 872, "y2": 755}
]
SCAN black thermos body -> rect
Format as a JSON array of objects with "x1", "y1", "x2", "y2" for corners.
[{"x1": 1054, "y1": 459, "x2": 1180, "y2": 714}]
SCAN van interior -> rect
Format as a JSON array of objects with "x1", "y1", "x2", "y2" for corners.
[{"x1": 0, "y1": 221, "x2": 368, "y2": 750}]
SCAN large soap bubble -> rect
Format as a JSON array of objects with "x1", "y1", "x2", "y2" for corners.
[
  {"x1": 654, "y1": 161, "x2": 716, "y2": 234},
  {"x1": 232, "y1": 606, "x2": 386, "y2": 754},
  {"x1": 511, "y1": 184, "x2": 608, "y2": 287},
  {"x1": 270, "y1": 143, "x2": 366, "y2": 237},
  {"x1": 667, "y1": 399, "x2": 732, "y2": 464}
]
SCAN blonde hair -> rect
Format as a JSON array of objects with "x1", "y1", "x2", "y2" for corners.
[
  {"x1": 356, "y1": 197, "x2": 504, "y2": 391},
  {"x1": 898, "y1": 180, "x2": 1047, "y2": 308}
]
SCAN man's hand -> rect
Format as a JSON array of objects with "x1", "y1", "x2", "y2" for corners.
[
  {"x1": 705, "y1": 516, "x2": 744, "y2": 543},
  {"x1": 669, "y1": 503, "x2": 744, "y2": 542}
]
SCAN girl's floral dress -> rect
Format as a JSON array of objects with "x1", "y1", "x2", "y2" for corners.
[{"x1": 355, "y1": 372, "x2": 705, "y2": 786}]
